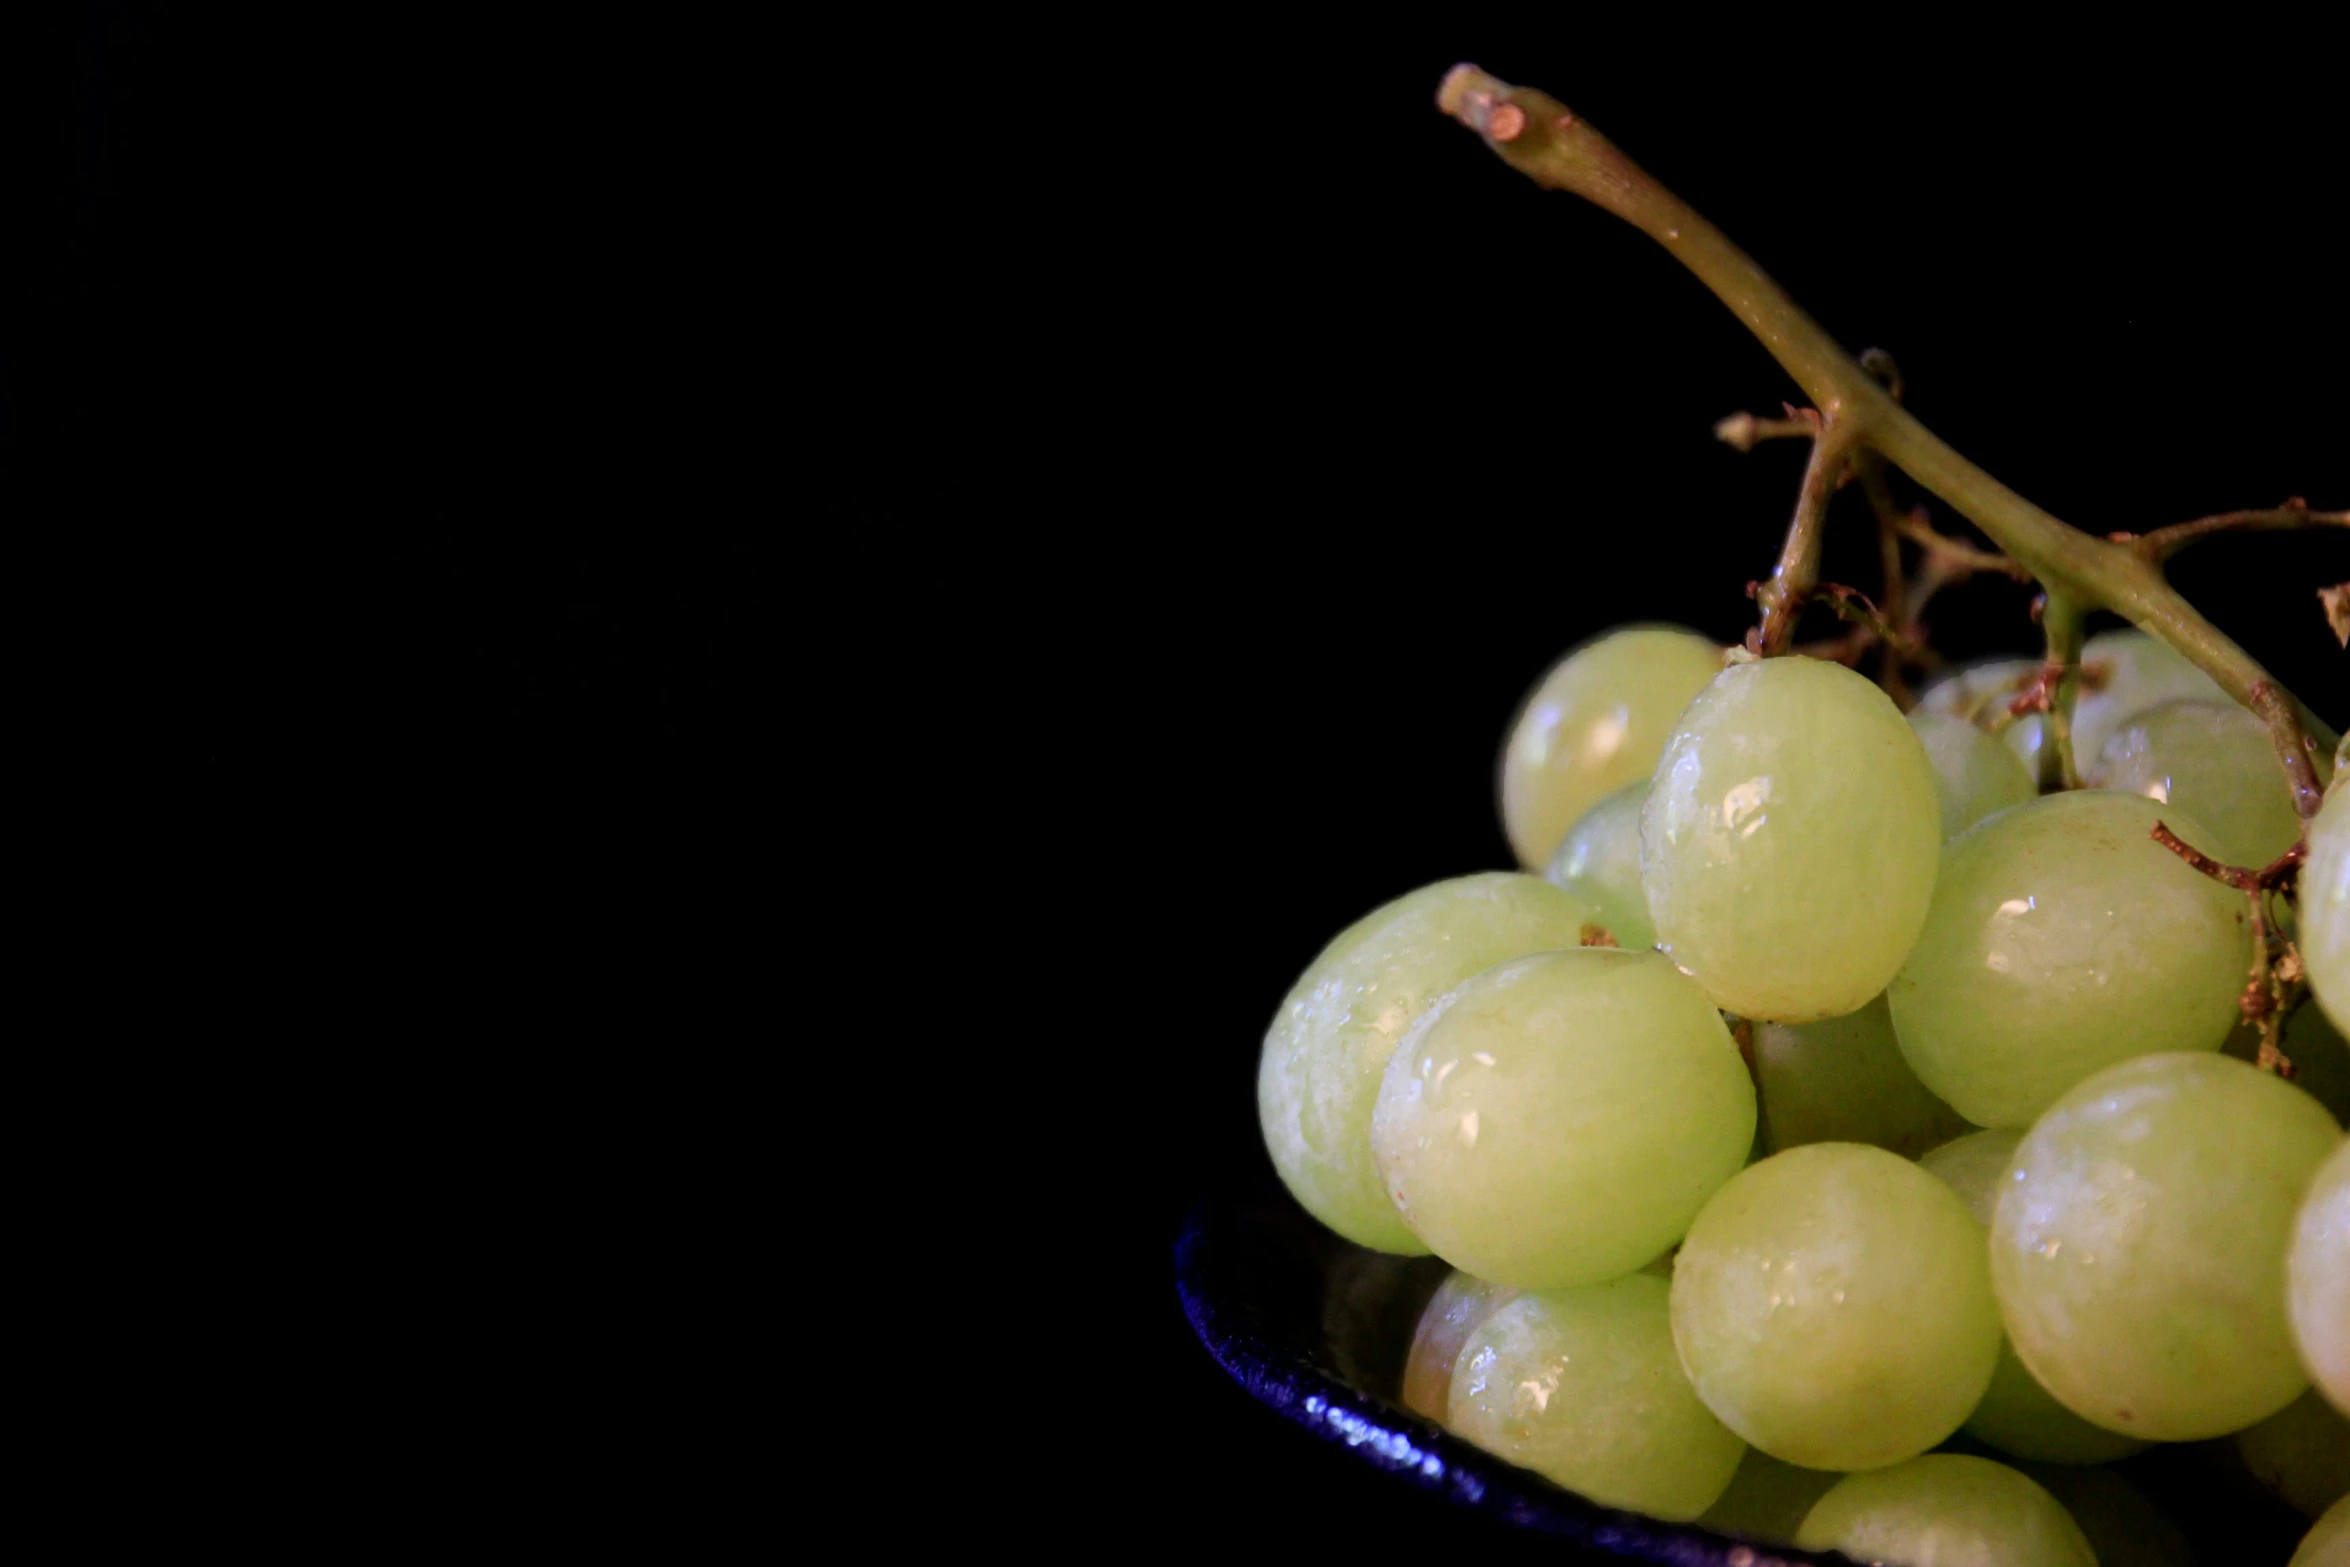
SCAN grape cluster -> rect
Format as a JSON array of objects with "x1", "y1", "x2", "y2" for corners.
[{"x1": 1258, "y1": 626, "x2": 2350, "y2": 1567}]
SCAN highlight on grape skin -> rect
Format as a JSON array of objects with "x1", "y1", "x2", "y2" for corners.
[
  {"x1": 1542, "y1": 782, "x2": 1656, "y2": 950},
  {"x1": 2307, "y1": 783, "x2": 2350, "y2": 1036},
  {"x1": 1257, "y1": 873, "x2": 1596, "y2": 1253},
  {"x1": 1499, "y1": 625, "x2": 1723, "y2": 872},
  {"x1": 2289, "y1": 1139, "x2": 2350, "y2": 1421},
  {"x1": 1991, "y1": 1052, "x2": 2344, "y2": 1442},
  {"x1": 1640, "y1": 656, "x2": 1943, "y2": 1023},
  {"x1": 1794, "y1": 1453, "x2": 2098, "y2": 1567}
]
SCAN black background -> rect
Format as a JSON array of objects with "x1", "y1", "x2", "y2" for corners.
[{"x1": 37, "y1": 9, "x2": 2348, "y2": 1548}]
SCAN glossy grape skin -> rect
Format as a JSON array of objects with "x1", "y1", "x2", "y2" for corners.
[
  {"x1": 2293, "y1": 1494, "x2": 2350, "y2": 1567},
  {"x1": 1919, "y1": 1129, "x2": 2150, "y2": 1464},
  {"x1": 1754, "y1": 995, "x2": 1971, "y2": 1160},
  {"x1": 1371, "y1": 948, "x2": 1754, "y2": 1288},
  {"x1": 2096, "y1": 699, "x2": 2315, "y2": 868},
  {"x1": 1794, "y1": 1454, "x2": 2097, "y2": 1567},
  {"x1": 1992, "y1": 1053, "x2": 2343, "y2": 1441},
  {"x1": 1888, "y1": 791, "x2": 2250, "y2": 1129},
  {"x1": 2069, "y1": 628, "x2": 2231, "y2": 765},
  {"x1": 2235, "y1": 1386, "x2": 2350, "y2": 1518},
  {"x1": 2291, "y1": 1139, "x2": 2350, "y2": 1419},
  {"x1": 1918, "y1": 657, "x2": 2048, "y2": 779},
  {"x1": 1543, "y1": 783, "x2": 1655, "y2": 950},
  {"x1": 1400, "y1": 1270, "x2": 1518, "y2": 1422},
  {"x1": 2020, "y1": 1463, "x2": 2197, "y2": 1567},
  {"x1": 1669, "y1": 1143, "x2": 2001, "y2": 1471},
  {"x1": 2308, "y1": 784, "x2": 2350, "y2": 1036},
  {"x1": 1696, "y1": 1448, "x2": 1841, "y2": 1547},
  {"x1": 1448, "y1": 1277, "x2": 1746, "y2": 1521},
  {"x1": 1501, "y1": 626, "x2": 1724, "y2": 870},
  {"x1": 1642, "y1": 657, "x2": 1942, "y2": 1023},
  {"x1": 1258, "y1": 874, "x2": 1594, "y2": 1252},
  {"x1": 1912, "y1": 707, "x2": 2039, "y2": 840}
]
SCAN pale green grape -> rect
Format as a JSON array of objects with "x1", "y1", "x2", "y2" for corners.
[
  {"x1": 2096, "y1": 699, "x2": 2318, "y2": 868},
  {"x1": 2017, "y1": 1464, "x2": 2198, "y2": 1567},
  {"x1": 1642, "y1": 657, "x2": 1942, "y2": 1023},
  {"x1": 1370, "y1": 948, "x2": 1753, "y2": 1287},
  {"x1": 2291, "y1": 1139, "x2": 2350, "y2": 1419},
  {"x1": 1992, "y1": 1052, "x2": 2343, "y2": 1441},
  {"x1": 1501, "y1": 625, "x2": 1724, "y2": 870},
  {"x1": 2236, "y1": 1387, "x2": 2350, "y2": 1518},
  {"x1": 2070, "y1": 628, "x2": 2230, "y2": 764},
  {"x1": 1754, "y1": 995, "x2": 1971, "y2": 1159},
  {"x1": 1258, "y1": 874, "x2": 1594, "y2": 1252},
  {"x1": 1400, "y1": 1270, "x2": 1518, "y2": 1422},
  {"x1": 1888, "y1": 791, "x2": 2249, "y2": 1128},
  {"x1": 2226, "y1": 1005, "x2": 2350, "y2": 1129},
  {"x1": 1448, "y1": 1277, "x2": 1746, "y2": 1521},
  {"x1": 1919, "y1": 656, "x2": 2049, "y2": 779},
  {"x1": 1542, "y1": 783, "x2": 1655, "y2": 949},
  {"x1": 2308, "y1": 784, "x2": 2350, "y2": 1036},
  {"x1": 2294, "y1": 1494, "x2": 2350, "y2": 1567},
  {"x1": 1669, "y1": 1142, "x2": 2001, "y2": 1470},
  {"x1": 1911, "y1": 707, "x2": 2039, "y2": 840},
  {"x1": 1697, "y1": 1448, "x2": 1840, "y2": 1547},
  {"x1": 1916, "y1": 1131, "x2": 2151, "y2": 1464},
  {"x1": 1794, "y1": 1454, "x2": 2097, "y2": 1567}
]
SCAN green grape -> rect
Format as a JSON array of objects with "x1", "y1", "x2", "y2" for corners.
[
  {"x1": 1697, "y1": 1448, "x2": 1840, "y2": 1547},
  {"x1": 1888, "y1": 791, "x2": 2249, "y2": 1128},
  {"x1": 1448, "y1": 1276, "x2": 1746, "y2": 1521},
  {"x1": 1501, "y1": 625, "x2": 1724, "y2": 870},
  {"x1": 2236, "y1": 1387, "x2": 2350, "y2": 1518},
  {"x1": 2291, "y1": 1139, "x2": 2350, "y2": 1419},
  {"x1": 2294, "y1": 1494, "x2": 2350, "y2": 1567},
  {"x1": 2308, "y1": 784, "x2": 2350, "y2": 1036},
  {"x1": 1642, "y1": 657, "x2": 1942, "y2": 1023},
  {"x1": 2018, "y1": 1463, "x2": 2197, "y2": 1567},
  {"x1": 1669, "y1": 1142, "x2": 2001, "y2": 1470},
  {"x1": 1370, "y1": 948, "x2": 1753, "y2": 1287},
  {"x1": 1918, "y1": 656, "x2": 2048, "y2": 779},
  {"x1": 2070, "y1": 628, "x2": 2230, "y2": 765},
  {"x1": 2226, "y1": 1005, "x2": 2350, "y2": 1130},
  {"x1": 1794, "y1": 1453, "x2": 2097, "y2": 1567},
  {"x1": 1992, "y1": 1052, "x2": 2343, "y2": 1441},
  {"x1": 1917, "y1": 1129, "x2": 2150, "y2": 1464},
  {"x1": 1911, "y1": 707, "x2": 2039, "y2": 840},
  {"x1": 1258, "y1": 874, "x2": 1595, "y2": 1252},
  {"x1": 1542, "y1": 782, "x2": 1655, "y2": 949},
  {"x1": 2096, "y1": 699, "x2": 2318, "y2": 868},
  {"x1": 1400, "y1": 1270, "x2": 1518, "y2": 1422},
  {"x1": 1754, "y1": 994, "x2": 1972, "y2": 1159}
]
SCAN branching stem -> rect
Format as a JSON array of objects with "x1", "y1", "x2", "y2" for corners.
[
  {"x1": 1754, "y1": 423, "x2": 1858, "y2": 656},
  {"x1": 1435, "y1": 65, "x2": 2340, "y2": 809}
]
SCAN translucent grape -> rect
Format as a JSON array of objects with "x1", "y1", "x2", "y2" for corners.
[
  {"x1": 1258, "y1": 874, "x2": 1594, "y2": 1252},
  {"x1": 2017, "y1": 1463, "x2": 2197, "y2": 1567},
  {"x1": 1669, "y1": 1142, "x2": 2001, "y2": 1470},
  {"x1": 2069, "y1": 628, "x2": 2230, "y2": 765},
  {"x1": 1501, "y1": 625, "x2": 1723, "y2": 870},
  {"x1": 1912, "y1": 707, "x2": 2039, "y2": 840},
  {"x1": 2308, "y1": 784, "x2": 2350, "y2": 1036},
  {"x1": 1542, "y1": 783, "x2": 1655, "y2": 950},
  {"x1": 1371, "y1": 948, "x2": 1754, "y2": 1288},
  {"x1": 2293, "y1": 1494, "x2": 2350, "y2": 1567},
  {"x1": 2236, "y1": 1387, "x2": 2350, "y2": 1518},
  {"x1": 1888, "y1": 790, "x2": 2249, "y2": 1128},
  {"x1": 1448, "y1": 1277, "x2": 1746, "y2": 1521},
  {"x1": 1697, "y1": 1448, "x2": 1840, "y2": 1547},
  {"x1": 1794, "y1": 1454, "x2": 2097, "y2": 1567},
  {"x1": 1918, "y1": 1129, "x2": 2150, "y2": 1464},
  {"x1": 2096, "y1": 698, "x2": 2316, "y2": 868},
  {"x1": 1400, "y1": 1270, "x2": 1518, "y2": 1422},
  {"x1": 2291, "y1": 1139, "x2": 2350, "y2": 1419},
  {"x1": 1754, "y1": 995, "x2": 1971, "y2": 1160},
  {"x1": 1642, "y1": 657, "x2": 1942, "y2": 1023},
  {"x1": 1992, "y1": 1052, "x2": 2343, "y2": 1441},
  {"x1": 1919, "y1": 656, "x2": 2048, "y2": 779}
]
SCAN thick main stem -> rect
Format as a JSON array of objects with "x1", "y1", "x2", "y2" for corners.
[{"x1": 1435, "y1": 65, "x2": 2339, "y2": 809}]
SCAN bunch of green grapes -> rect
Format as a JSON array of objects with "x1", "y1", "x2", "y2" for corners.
[{"x1": 1261, "y1": 625, "x2": 2350, "y2": 1564}]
